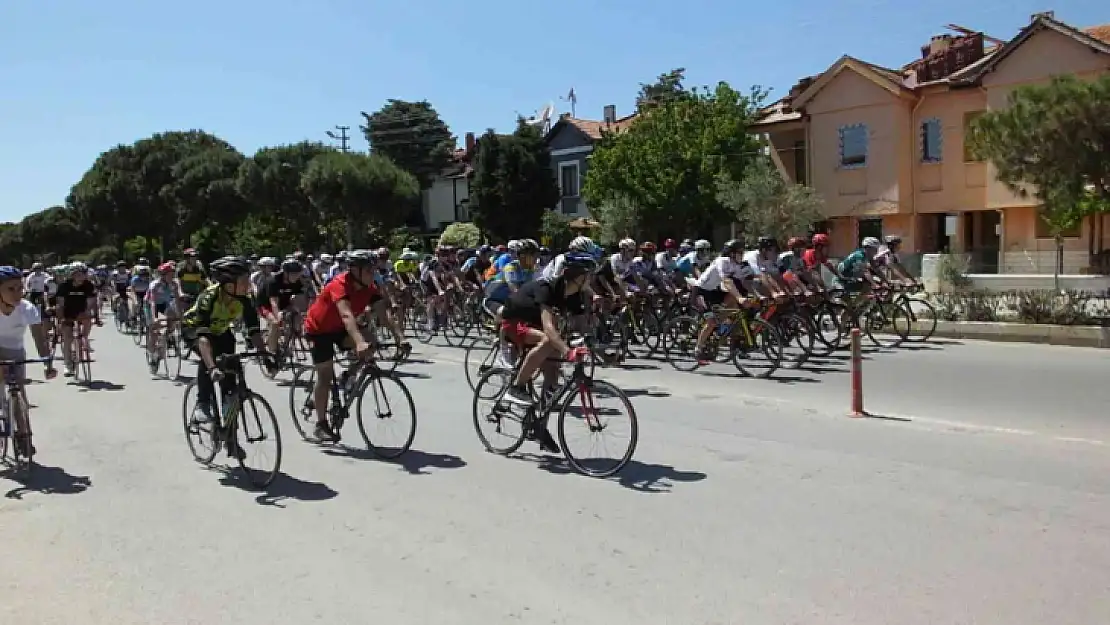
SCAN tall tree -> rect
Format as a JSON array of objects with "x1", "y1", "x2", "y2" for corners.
[
  {"x1": 236, "y1": 142, "x2": 335, "y2": 250},
  {"x1": 715, "y1": 158, "x2": 824, "y2": 245},
  {"x1": 637, "y1": 68, "x2": 690, "y2": 111},
  {"x1": 360, "y1": 100, "x2": 455, "y2": 188},
  {"x1": 468, "y1": 121, "x2": 560, "y2": 242},
  {"x1": 969, "y1": 74, "x2": 1110, "y2": 281},
  {"x1": 584, "y1": 81, "x2": 767, "y2": 240}
]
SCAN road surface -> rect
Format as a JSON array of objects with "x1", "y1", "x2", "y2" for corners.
[{"x1": 2, "y1": 326, "x2": 1108, "y2": 625}]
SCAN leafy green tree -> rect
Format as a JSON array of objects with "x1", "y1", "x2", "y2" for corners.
[
  {"x1": 300, "y1": 152, "x2": 419, "y2": 249},
  {"x1": 439, "y1": 222, "x2": 481, "y2": 248},
  {"x1": 236, "y1": 142, "x2": 335, "y2": 251},
  {"x1": 360, "y1": 100, "x2": 455, "y2": 188},
  {"x1": 715, "y1": 158, "x2": 824, "y2": 245},
  {"x1": 167, "y1": 145, "x2": 246, "y2": 252},
  {"x1": 592, "y1": 195, "x2": 643, "y2": 245},
  {"x1": 970, "y1": 74, "x2": 1110, "y2": 281},
  {"x1": 637, "y1": 68, "x2": 690, "y2": 111},
  {"x1": 469, "y1": 121, "x2": 560, "y2": 241},
  {"x1": 540, "y1": 209, "x2": 573, "y2": 249},
  {"x1": 584, "y1": 81, "x2": 766, "y2": 240}
]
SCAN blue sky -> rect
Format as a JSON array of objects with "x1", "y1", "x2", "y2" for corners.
[{"x1": 0, "y1": 0, "x2": 1102, "y2": 223}]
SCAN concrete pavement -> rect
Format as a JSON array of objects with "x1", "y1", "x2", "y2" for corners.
[{"x1": 2, "y1": 326, "x2": 1108, "y2": 624}]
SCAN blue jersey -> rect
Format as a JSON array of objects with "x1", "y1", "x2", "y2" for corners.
[
  {"x1": 484, "y1": 260, "x2": 533, "y2": 301},
  {"x1": 493, "y1": 253, "x2": 514, "y2": 273}
]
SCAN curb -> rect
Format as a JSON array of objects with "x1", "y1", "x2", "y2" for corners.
[{"x1": 915, "y1": 320, "x2": 1110, "y2": 348}]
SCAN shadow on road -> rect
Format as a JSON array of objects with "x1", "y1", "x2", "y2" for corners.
[
  {"x1": 76, "y1": 380, "x2": 126, "y2": 392},
  {"x1": 217, "y1": 469, "x2": 338, "y2": 507},
  {"x1": 3, "y1": 463, "x2": 92, "y2": 498},
  {"x1": 322, "y1": 447, "x2": 467, "y2": 475},
  {"x1": 700, "y1": 370, "x2": 820, "y2": 385},
  {"x1": 520, "y1": 453, "x2": 707, "y2": 494},
  {"x1": 623, "y1": 387, "x2": 672, "y2": 399}
]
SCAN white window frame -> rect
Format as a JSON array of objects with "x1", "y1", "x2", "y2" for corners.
[
  {"x1": 838, "y1": 123, "x2": 868, "y2": 169},
  {"x1": 920, "y1": 117, "x2": 943, "y2": 163},
  {"x1": 559, "y1": 161, "x2": 581, "y2": 198}
]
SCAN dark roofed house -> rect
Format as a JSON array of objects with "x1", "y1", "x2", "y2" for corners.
[{"x1": 543, "y1": 106, "x2": 637, "y2": 217}]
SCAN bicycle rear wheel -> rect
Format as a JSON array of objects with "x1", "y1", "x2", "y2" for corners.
[
  {"x1": 79, "y1": 336, "x2": 93, "y2": 383},
  {"x1": 355, "y1": 371, "x2": 417, "y2": 459},
  {"x1": 231, "y1": 392, "x2": 282, "y2": 489},
  {"x1": 556, "y1": 379, "x2": 638, "y2": 477},
  {"x1": 902, "y1": 298, "x2": 937, "y2": 343},
  {"x1": 471, "y1": 367, "x2": 529, "y2": 455}
]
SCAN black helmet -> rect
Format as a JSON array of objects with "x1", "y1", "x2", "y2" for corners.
[
  {"x1": 209, "y1": 256, "x2": 251, "y2": 283},
  {"x1": 722, "y1": 239, "x2": 744, "y2": 255},
  {"x1": 281, "y1": 259, "x2": 303, "y2": 273},
  {"x1": 757, "y1": 236, "x2": 778, "y2": 250},
  {"x1": 346, "y1": 249, "x2": 375, "y2": 267},
  {"x1": 561, "y1": 252, "x2": 597, "y2": 278}
]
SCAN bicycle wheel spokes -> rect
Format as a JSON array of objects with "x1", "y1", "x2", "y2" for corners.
[
  {"x1": 557, "y1": 379, "x2": 638, "y2": 477},
  {"x1": 234, "y1": 393, "x2": 283, "y2": 489},
  {"x1": 732, "y1": 323, "x2": 783, "y2": 378},
  {"x1": 662, "y1": 316, "x2": 702, "y2": 372},
  {"x1": 471, "y1": 368, "x2": 528, "y2": 455},
  {"x1": 355, "y1": 372, "x2": 417, "y2": 459},
  {"x1": 463, "y1": 338, "x2": 499, "y2": 391},
  {"x1": 903, "y1": 298, "x2": 937, "y2": 343},
  {"x1": 182, "y1": 381, "x2": 220, "y2": 464},
  {"x1": 286, "y1": 365, "x2": 316, "y2": 441}
]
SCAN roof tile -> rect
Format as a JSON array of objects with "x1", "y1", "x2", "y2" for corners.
[
  {"x1": 565, "y1": 114, "x2": 638, "y2": 140},
  {"x1": 1085, "y1": 23, "x2": 1110, "y2": 44}
]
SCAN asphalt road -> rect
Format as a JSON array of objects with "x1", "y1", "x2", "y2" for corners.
[{"x1": 2, "y1": 325, "x2": 1108, "y2": 625}]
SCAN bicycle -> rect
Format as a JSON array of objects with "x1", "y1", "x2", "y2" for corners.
[
  {"x1": 260, "y1": 308, "x2": 309, "y2": 378},
  {"x1": 471, "y1": 337, "x2": 638, "y2": 477},
  {"x1": 0, "y1": 357, "x2": 53, "y2": 476},
  {"x1": 147, "y1": 311, "x2": 185, "y2": 380},
  {"x1": 662, "y1": 300, "x2": 785, "y2": 378},
  {"x1": 287, "y1": 352, "x2": 417, "y2": 459},
  {"x1": 61, "y1": 317, "x2": 95, "y2": 384},
  {"x1": 182, "y1": 351, "x2": 283, "y2": 489}
]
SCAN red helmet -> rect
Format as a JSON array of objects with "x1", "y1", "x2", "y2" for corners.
[
  {"x1": 663, "y1": 238, "x2": 677, "y2": 249},
  {"x1": 811, "y1": 233, "x2": 830, "y2": 247},
  {"x1": 496, "y1": 245, "x2": 508, "y2": 253},
  {"x1": 158, "y1": 262, "x2": 175, "y2": 273},
  {"x1": 787, "y1": 236, "x2": 808, "y2": 249},
  {"x1": 640, "y1": 241, "x2": 657, "y2": 254}
]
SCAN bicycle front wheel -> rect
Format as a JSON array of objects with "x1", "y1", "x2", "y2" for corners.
[
  {"x1": 903, "y1": 298, "x2": 937, "y2": 343},
  {"x1": 232, "y1": 392, "x2": 283, "y2": 489},
  {"x1": 182, "y1": 380, "x2": 220, "y2": 465},
  {"x1": 355, "y1": 371, "x2": 417, "y2": 459},
  {"x1": 286, "y1": 365, "x2": 316, "y2": 441},
  {"x1": 556, "y1": 379, "x2": 638, "y2": 477}
]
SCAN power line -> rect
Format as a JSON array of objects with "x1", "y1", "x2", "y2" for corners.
[{"x1": 325, "y1": 125, "x2": 351, "y2": 152}]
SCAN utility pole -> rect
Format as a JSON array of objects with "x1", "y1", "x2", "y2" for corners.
[{"x1": 326, "y1": 125, "x2": 350, "y2": 152}]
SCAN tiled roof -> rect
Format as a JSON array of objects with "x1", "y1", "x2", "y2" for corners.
[
  {"x1": 753, "y1": 99, "x2": 803, "y2": 126},
  {"x1": 1085, "y1": 23, "x2": 1110, "y2": 44},
  {"x1": 564, "y1": 114, "x2": 638, "y2": 140}
]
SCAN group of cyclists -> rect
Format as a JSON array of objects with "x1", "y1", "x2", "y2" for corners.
[{"x1": 0, "y1": 230, "x2": 915, "y2": 463}]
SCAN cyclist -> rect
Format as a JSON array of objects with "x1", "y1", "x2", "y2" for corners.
[
  {"x1": 875, "y1": 235, "x2": 914, "y2": 284},
  {"x1": 498, "y1": 252, "x2": 595, "y2": 452},
  {"x1": 183, "y1": 256, "x2": 273, "y2": 451},
  {"x1": 55, "y1": 262, "x2": 101, "y2": 377},
  {"x1": 24, "y1": 262, "x2": 49, "y2": 315},
  {"x1": 0, "y1": 266, "x2": 57, "y2": 456},
  {"x1": 838, "y1": 237, "x2": 883, "y2": 296},
  {"x1": 802, "y1": 233, "x2": 843, "y2": 288},
  {"x1": 302, "y1": 249, "x2": 380, "y2": 442},
  {"x1": 692, "y1": 240, "x2": 758, "y2": 365},
  {"x1": 258, "y1": 258, "x2": 308, "y2": 357},
  {"x1": 145, "y1": 262, "x2": 183, "y2": 372},
  {"x1": 129, "y1": 265, "x2": 152, "y2": 321},
  {"x1": 176, "y1": 248, "x2": 208, "y2": 307}
]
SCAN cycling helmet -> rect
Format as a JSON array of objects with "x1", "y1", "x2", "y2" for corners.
[
  {"x1": 336, "y1": 251, "x2": 349, "y2": 262},
  {"x1": 618, "y1": 238, "x2": 637, "y2": 252},
  {"x1": 479, "y1": 244, "x2": 492, "y2": 253},
  {"x1": 138, "y1": 257, "x2": 149, "y2": 265},
  {"x1": 281, "y1": 259, "x2": 303, "y2": 273},
  {"x1": 377, "y1": 247, "x2": 390, "y2": 260},
  {"x1": 293, "y1": 251, "x2": 306, "y2": 262},
  {"x1": 568, "y1": 236, "x2": 594, "y2": 253},
  {"x1": 96, "y1": 264, "x2": 108, "y2": 271},
  {"x1": 695, "y1": 239, "x2": 711, "y2": 251},
  {"x1": 884, "y1": 235, "x2": 902, "y2": 245},
  {"x1": 157, "y1": 262, "x2": 175, "y2": 273},
  {"x1": 71, "y1": 262, "x2": 88, "y2": 273},
  {"x1": 0, "y1": 266, "x2": 22, "y2": 282},
  {"x1": 811, "y1": 233, "x2": 830, "y2": 247},
  {"x1": 539, "y1": 246, "x2": 550, "y2": 255},
  {"x1": 400, "y1": 250, "x2": 419, "y2": 261},
  {"x1": 640, "y1": 241, "x2": 657, "y2": 254},
  {"x1": 347, "y1": 249, "x2": 375, "y2": 266},
  {"x1": 787, "y1": 236, "x2": 808, "y2": 250},
  {"x1": 518, "y1": 239, "x2": 539, "y2": 254},
  {"x1": 507, "y1": 240, "x2": 522, "y2": 252},
  {"x1": 137, "y1": 266, "x2": 151, "y2": 276},
  {"x1": 209, "y1": 256, "x2": 251, "y2": 283},
  {"x1": 561, "y1": 252, "x2": 597, "y2": 278},
  {"x1": 663, "y1": 238, "x2": 676, "y2": 249},
  {"x1": 259, "y1": 256, "x2": 277, "y2": 267},
  {"x1": 862, "y1": 237, "x2": 881, "y2": 249},
  {"x1": 722, "y1": 239, "x2": 744, "y2": 255},
  {"x1": 319, "y1": 253, "x2": 334, "y2": 263},
  {"x1": 757, "y1": 236, "x2": 778, "y2": 250},
  {"x1": 495, "y1": 244, "x2": 507, "y2": 253},
  {"x1": 678, "y1": 242, "x2": 692, "y2": 253},
  {"x1": 31, "y1": 262, "x2": 43, "y2": 271},
  {"x1": 116, "y1": 260, "x2": 127, "y2": 267},
  {"x1": 183, "y1": 248, "x2": 197, "y2": 257}
]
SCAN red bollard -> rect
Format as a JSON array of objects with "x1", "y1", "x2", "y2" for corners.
[{"x1": 850, "y1": 327, "x2": 865, "y2": 417}]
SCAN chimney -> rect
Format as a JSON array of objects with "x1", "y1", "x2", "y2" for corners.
[
  {"x1": 603, "y1": 105, "x2": 616, "y2": 124},
  {"x1": 465, "y1": 132, "x2": 475, "y2": 155},
  {"x1": 1032, "y1": 11, "x2": 1054, "y2": 22},
  {"x1": 929, "y1": 34, "x2": 953, "y2": 56}
]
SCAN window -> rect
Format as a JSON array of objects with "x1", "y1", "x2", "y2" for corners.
[
  {"x1": 921, "y1": 118, "x2": 942, "y2": 163},
  {"x1": 559, "y1": 162, "x2": 580, "y2": 198},
  {"x1": 838, "y1": 124, "x2": 868, "y2": 168},
  {"x1": 1034, "y1": 206, "x2": 1081, "y2": 239},
  {"x1": 963, "y1": 111, "x2": 983, "y2": 162}
]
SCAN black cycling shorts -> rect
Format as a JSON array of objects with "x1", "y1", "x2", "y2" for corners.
[{"x1": 306, "y1": 332, "x2": 349, "y2": 365}]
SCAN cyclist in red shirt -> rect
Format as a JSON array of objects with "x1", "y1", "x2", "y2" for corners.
[
  {"x1": 802, "y1": 233, "x2": 843, "y2": 288},
  {"x1": 303, "y1": 249, "x2": 379, "y2": 441}
]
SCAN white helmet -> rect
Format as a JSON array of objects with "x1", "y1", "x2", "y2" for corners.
[
  {"x1": 507, "y1": 239, "x2": 522, "y2": 252},
  {"x1": 70, "y1": 262, "x2": 88, "y2": 272},
  {"x1": 319, "y1": 253, "x2": 333, "y2": 263},
  {"x1": 259, "y1": 256, "x2": 277, "y2": 267},
  {"x1": 694, "y1": 239, "x2": 711, "y2": 251},
  {"x1": 862, "y1": 237, "x2": 881, "y2": 249},
  {"x1": 568, "y1": 236, "x2": 594, "y2": 253},
  {"x1": 400, "y1": 250, "x2": 419, "y2": 261},
  {"x1": 618, "y1": 238, "x2": 637, "y2": 252}
]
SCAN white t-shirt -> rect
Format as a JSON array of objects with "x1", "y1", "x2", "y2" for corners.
[
  {"x1": 24, "y1": 271, "x2": 48, "y2": 293},
  {"x1": 0, "y1": 300, "x2": 41, "y2": 351},
  {"x1": 742, "y1": 250, "x2": 777, "y2": 275},
  {"x1": 695, "y1": 256, "x2": 754, "y2": 291},
  {"x1": 609, "y1": 252, "x2": 633, "y2": 278},
  {"x1": 540, "y1": 254, "x2": 565, "y2": 282},
  {"x1": 654, "y1": 251, "x2": 677, "y2": 273}
]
